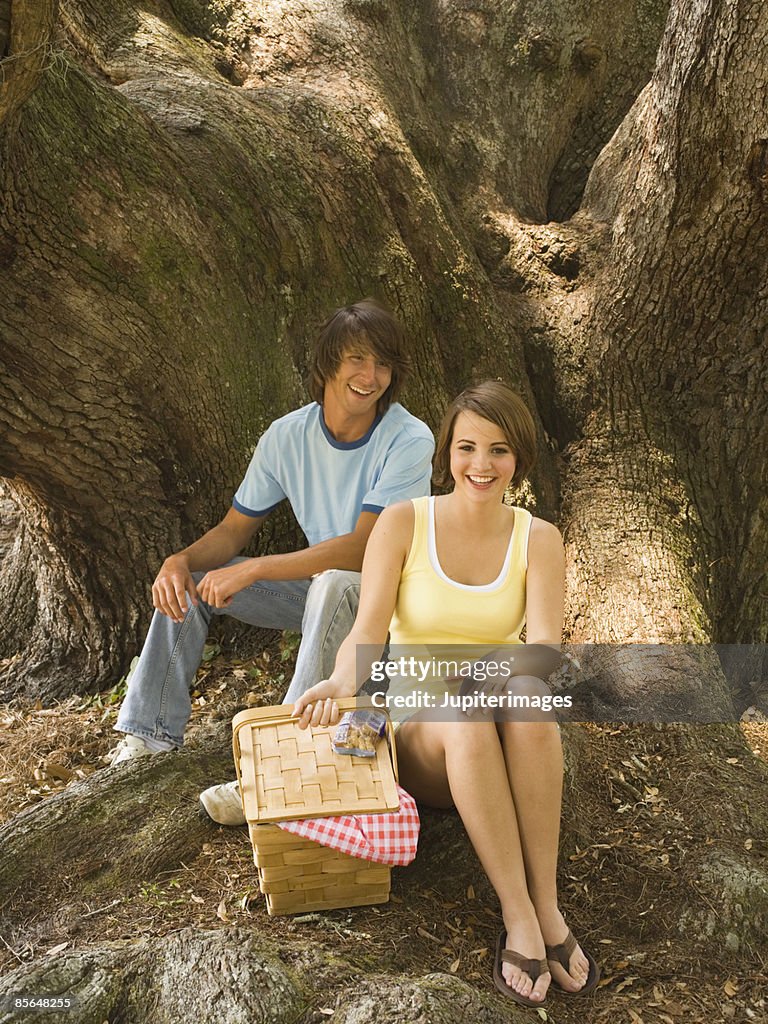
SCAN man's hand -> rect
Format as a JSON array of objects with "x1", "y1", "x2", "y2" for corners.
[
  {"x1": 196, "y1": 560, "x2": 258, "y2": 609},
  {"x1": 152, "y1": 555, "x2": 199, "y2": 623},
  {"x1": 292, "y1": 680, "x2": 343, "y2": 730}
]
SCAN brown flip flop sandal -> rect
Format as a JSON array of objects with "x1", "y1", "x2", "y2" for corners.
[
  {"x1": 492, "y1": 929, "x2": 550, "y2": 1007},
  {"x1": 545, "y1": 928, "x2": 601, "y2": 995}
]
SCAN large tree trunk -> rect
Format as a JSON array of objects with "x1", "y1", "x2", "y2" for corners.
[
  {"x1": 0, "y1": 0, "x2": 680, "y2": 697},
  {"x1": 1, "y1": 0, "x2": 767, "y2": 1018}
]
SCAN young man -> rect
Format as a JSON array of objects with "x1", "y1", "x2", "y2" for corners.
[{"x1": 108, "y1": 299, "x2": 434, "y2": 823}]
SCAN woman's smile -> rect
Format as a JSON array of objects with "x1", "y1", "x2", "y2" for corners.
[{"x1": 466, "y1": 474, "x2": 497, "y2": 489}]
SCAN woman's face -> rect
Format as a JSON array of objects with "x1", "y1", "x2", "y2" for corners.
[{"x1": 449, "y1": 411, "x2": 517, "y2": 501}]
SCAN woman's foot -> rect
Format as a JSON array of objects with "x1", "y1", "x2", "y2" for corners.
[
  {"x1": 499, "y1": 909, "x2": 550, "y2": 1003},
  {"x1": 535, "y1": 904, "x2": 591, "y2": 992}
]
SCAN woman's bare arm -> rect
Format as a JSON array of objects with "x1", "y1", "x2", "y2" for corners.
[
  {"x1": 525, "y1": 517, "x2": 566, "y2": 646},
  {"x1": 292, "y1": 501, "x2": 414, "y2": 728}
]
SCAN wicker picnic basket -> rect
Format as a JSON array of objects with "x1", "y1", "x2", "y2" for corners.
[{"x1": 232, "y1": 700, "x2": 400, "y2": 916}]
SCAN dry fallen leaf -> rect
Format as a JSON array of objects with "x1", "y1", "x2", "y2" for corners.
[
  {"x1": 449, "y1": 958, "x2": 460, "y2": 973},
  {"x1": 217, "y1": 898, "x2": 230, "y2": 922},
  {"x1": 466, "y1": 884, "x2": 475, "y2": 900},
  {"x1": 723, "y1": 978, "x2": 739, "y2": 997},
  {"x1": 46, "y1": 942, "x2": 70, "y2": 956}
]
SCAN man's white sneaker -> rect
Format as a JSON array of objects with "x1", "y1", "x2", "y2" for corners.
[
  {"x1": 105, "y1": 734, "x2": 152, "y2": 765},
  {"x1": 199, "y1": 780, "x2": 246, "y2": 826}
]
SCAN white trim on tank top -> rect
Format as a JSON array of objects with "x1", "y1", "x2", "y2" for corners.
[{"x1": 426, "y1": 495, "x2": 516, "y2": 592}]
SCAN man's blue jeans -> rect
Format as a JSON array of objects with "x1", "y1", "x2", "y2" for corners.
[{"x1": 116, "y1": 561, "x2": 361, "y2": 747}]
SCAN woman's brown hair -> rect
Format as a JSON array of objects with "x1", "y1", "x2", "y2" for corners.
[{"x1": 432, "y1": 380, "x2": 537, "y2": 490}]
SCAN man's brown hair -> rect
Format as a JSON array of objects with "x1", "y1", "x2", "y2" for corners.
[
  {"x1": 308, "y1": 298, "x2": 411, "y2": 413},
  {"x1": 432, "y1": 380, "x2": 537, "y2": 491}
]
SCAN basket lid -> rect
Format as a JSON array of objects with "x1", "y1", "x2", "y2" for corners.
[{"x1": 232, "y1": 701, "x2": 400, "y2": 824}]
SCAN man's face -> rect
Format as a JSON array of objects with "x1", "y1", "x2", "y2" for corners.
[{"x1": 323, "y1": 345, "x2": 393, "y2": 421}]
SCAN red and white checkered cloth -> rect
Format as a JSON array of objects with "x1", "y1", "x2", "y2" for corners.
[{"x1": 275, "y1": 784, "x2": 419, "y2": 866}]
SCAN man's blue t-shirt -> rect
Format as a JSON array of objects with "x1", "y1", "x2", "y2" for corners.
[{"x1": 233, "y1": 402, "x2": 434, "y2": 545}]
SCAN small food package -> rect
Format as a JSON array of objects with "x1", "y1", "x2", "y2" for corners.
[{"x1": 332, "y1": 709, "x2": 387, "y2": 757}]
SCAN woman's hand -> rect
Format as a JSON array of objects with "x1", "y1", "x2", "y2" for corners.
[{"x1": 291, "y1": 679, "x2": 343, "y2": 731}]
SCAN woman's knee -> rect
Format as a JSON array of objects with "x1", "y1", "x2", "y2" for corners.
[
  {"x1": 496, "y1": 718, "x2": 562, "y2": 752},
  {"x1": 492, "y1": 675, "x2": 559, "y2": 725}
]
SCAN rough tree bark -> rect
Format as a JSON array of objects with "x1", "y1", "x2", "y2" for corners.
[
  {"x1": 0, "y1": 0, "x2": 679, "y2": 697},
  {"x1": 1, "y1": 0, "x2": 767, "y2": 1019}
]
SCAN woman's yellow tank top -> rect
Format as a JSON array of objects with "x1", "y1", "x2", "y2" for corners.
[{"x1": 389, "y1": 495, "x2": 531, "y2": 647}]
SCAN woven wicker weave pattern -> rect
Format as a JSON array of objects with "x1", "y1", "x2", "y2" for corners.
[
  {"x1": 233, "y1": 703, "x2": 398, "y2": 916},
  {"x1": 234, "y1": 703, "x2": 399, "y2": 824},
  {"x1": 250, "y1": 823, "x2": 390, "y2": 914}
]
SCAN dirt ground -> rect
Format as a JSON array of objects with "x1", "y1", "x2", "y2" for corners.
[{"x1": 1, "y1": 637, "x2": 766, "y2": 1023}]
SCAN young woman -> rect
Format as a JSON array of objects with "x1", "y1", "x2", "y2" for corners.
[{"x1": 292, "y1": 381, "x2": 600, "y2": 1007}]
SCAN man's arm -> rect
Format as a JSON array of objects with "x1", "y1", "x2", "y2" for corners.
[
  {"x1": 196, "y1": 415, "x2": 434, "y2": 610},
  {"x1": 153, "y1": 507, "x2": 266, "y2": 622},
  {"x1": 195, "y1": 510, "x2": 379, "y2": 610}
]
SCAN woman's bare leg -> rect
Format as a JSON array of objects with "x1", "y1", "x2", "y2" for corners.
[
  {"x1": 497, "y1": 704, "x2": 590, "y2": 991},
  {"x1": 397, "y1": 715, "x2": 551, "y2": 1002}
]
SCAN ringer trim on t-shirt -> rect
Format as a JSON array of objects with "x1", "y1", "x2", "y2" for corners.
[
  {"x1": 232, "y1": 496, "x2": 283, "y2": 518},
  {"x1": 318, "y1": 410, "x2": 383, "y2": 450}
]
